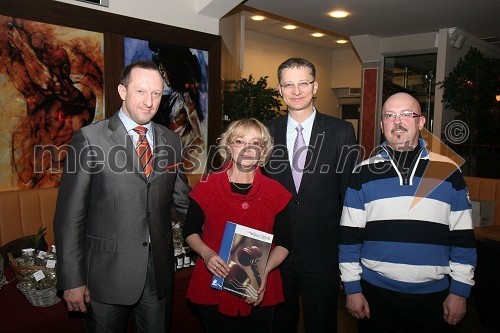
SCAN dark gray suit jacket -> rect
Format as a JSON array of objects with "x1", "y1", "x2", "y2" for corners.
[
  {"x1": 54, "y1": 112, "x2": 190, "y2": 305},
  {"x1": 265, "y1": 111, "x2": 358, "y2": 272}
]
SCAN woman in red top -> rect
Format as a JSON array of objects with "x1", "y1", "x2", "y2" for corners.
[{"x1": 183, "y1": 118, "x2": 292, "y2": 333}]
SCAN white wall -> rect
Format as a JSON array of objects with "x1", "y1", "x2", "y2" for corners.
[
  {"x1": 219, "y1": 12, "x2": 242, "y2": 71},
  {"x1": 331, "y1": 49, "x2": 362, "y2": 88},
  {"x1": 55, "y1": 0, "x2": 241, "y2": 35},
  {"x1": 243, "y1": 30, "x2": 342, "y2": 117}
]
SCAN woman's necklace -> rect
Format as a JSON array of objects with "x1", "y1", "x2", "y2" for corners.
[
  {"x1": 228, "y1": 170, "x2": 253, "y2": 190},
  {"x1": 230, "y1": 181, "x2": 252, "y2": 191}
]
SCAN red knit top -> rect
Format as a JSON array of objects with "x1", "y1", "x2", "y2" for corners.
[{"x1": 186, "y1": 165, "x2": 292, "y2": 316}]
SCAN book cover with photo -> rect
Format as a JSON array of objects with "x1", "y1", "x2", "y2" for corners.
[{"x1": 211, "y1": 222, "x2": 273, "y2": 300}]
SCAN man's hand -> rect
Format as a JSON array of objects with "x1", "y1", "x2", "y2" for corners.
[
  {"x1": 63, "y1": 285, "x2": 90, "y2": 313},
  {"x1": 346, "y1": 293, "x2": 371, "y2": 319},
  {"x1": 443, "y1": 293, "x2": 466, "y2": 325}
]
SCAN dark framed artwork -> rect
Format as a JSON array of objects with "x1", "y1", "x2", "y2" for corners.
[
  {"x1": 0, "y1": 0, "x2": 222, "y2": 190},
  {"x1": 124, "y1": 38, "x2": 209, "y2": 174}
]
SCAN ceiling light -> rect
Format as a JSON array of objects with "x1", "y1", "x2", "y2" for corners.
[
  {"x1": 329, "y1": 10, "x2": 349, "y2": 18},
  {"x1": 251, "y1": 15, "x2": 265, "y2": 21},
  {"x1": 283, "y1": 25, "x2": 297, "y2": 30},
  {"x1": 311, "y1": 33, "x2": 324, "y2": 38},
  {"x1": 336, "y1": 39, "x2": 348, "y2": 44},
  {"x1": 311, "y1": 32, "x2": 325, "y2": 38}
]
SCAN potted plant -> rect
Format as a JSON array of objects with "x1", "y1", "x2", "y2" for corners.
[
  {"x1": 440, "y1": 47, "x2": 500, "y2": 144},
  {"x1": 224, "y1": 75, "x2": 282, "y2": 123}
]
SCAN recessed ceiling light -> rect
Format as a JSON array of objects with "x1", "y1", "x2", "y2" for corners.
[
  {"x1": 336, "y1": 39, "x2": 348, "y2": 44},
  {"x1": 251, "y1": 15, "x2": 265, "y2": 21},
  {"x1": 311, "y1": 33, "x2": 324, "y2": 38},
  {"x1": 329, "y1": 10, "x2": 349, "y2": 18},
  {"x1": 284, "y1": 25, "x2": 297, "y2": 30}
]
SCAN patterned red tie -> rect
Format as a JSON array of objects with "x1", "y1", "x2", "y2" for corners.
[{"x1": 133, "y1": 126, "x2": 152, "y2": 178}]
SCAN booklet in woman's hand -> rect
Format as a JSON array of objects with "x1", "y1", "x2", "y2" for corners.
[{"x1": 211, "y1": 221, "x2": 273, "y2": 300}]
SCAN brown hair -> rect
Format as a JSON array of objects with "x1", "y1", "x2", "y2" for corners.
[
  {"x1": 277, "y1": 57, "x2": 316, "y2": 82},
  {"x1": 120, "y1": 60, "x2": 161, "y2": 87}
]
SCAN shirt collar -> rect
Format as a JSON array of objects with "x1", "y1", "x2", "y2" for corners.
[
  {"x1": 118, "y1": 109, "x2": 153, "y2": 134},
  {"x1": 287, "y1": 108, "x2": 316, "y2": 135}
]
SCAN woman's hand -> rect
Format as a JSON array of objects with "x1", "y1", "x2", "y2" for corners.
[
  {"x1": 202, "y1": 248, "x2": 228, "y2": 278},
  {"x1": 246, "y1": 273, "x2": 268, "y2": 306}
]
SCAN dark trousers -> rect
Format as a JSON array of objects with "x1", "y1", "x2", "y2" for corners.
[
  {"x1": 84, "y1": 249, "x2": 172, "y2": 333},
  {"x1": 358, "y1": 279, "x2": 452, "y2": 333},
  {"x1": 273, "y1": 254, "x2": 339, "y2": 333},
  {"x1": 197, "y1": 304, "x2": 275, "y2": 333}
]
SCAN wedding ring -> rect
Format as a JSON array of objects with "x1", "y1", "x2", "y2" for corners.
[{"x1": 215, "y1": 262, "x2": 219, "y2": 267}]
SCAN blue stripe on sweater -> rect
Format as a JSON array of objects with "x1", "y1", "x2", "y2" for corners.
[
  {"x1": 453, "y1": 188, "x2": 472, "y2": 211},
  {"x1": 344, "y1": 188, "x2": 365, "y2": 209},
  {"x1": 362, "y1": 177, "x2": 418, "y2": 203},
  {"x1": 450, "y1": 246, "x2": 477, "y2": 266},
  {"x1": 361, "y1": 241, "x2": 450, "y2": 266},
  {"x1": 360, "y1": 176, "x2": 468, "y2": 209},
  {"x1": 339, "y1": 244, "x2": 363, "y2": 263}
]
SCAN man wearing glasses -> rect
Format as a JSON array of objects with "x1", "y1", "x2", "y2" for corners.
[
  {"x1": 265, "y1": 57, "x2": 358, "y2": 332},
  {"x1": 339, "y1": 92, "x2": 477, "y2": 332}
]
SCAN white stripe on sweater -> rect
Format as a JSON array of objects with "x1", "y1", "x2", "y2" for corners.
[{"x1": 361, "y1": 258, "x2": 451, "y2": 283}]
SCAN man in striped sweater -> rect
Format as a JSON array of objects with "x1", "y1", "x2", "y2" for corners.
[{"x1": 339, "y1": 92, "x2": 476, "y2": 332}]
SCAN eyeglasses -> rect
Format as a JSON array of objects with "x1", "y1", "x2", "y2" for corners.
[
  {"x1": 230, "y1": 139, "x2": 264, "y2": 148},
  {"x1": 382, "y1": 112, "x2": 421, "y2": 121},
  {"x1": 279, "y1": 81, "x2": 315, "y2": 91}
]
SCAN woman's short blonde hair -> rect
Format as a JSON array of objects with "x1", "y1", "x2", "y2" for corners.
[{"x1": 218, "y1": 118, "x2": 274, "y2": 166}]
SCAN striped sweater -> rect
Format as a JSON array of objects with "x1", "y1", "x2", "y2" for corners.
[{"x1": 339, "y1": 140, "x2": 476, "y2": 298}]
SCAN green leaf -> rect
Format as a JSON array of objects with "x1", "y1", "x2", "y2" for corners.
[{"x1": 224, "y1": 75, "x2": 282, "y2": 122}]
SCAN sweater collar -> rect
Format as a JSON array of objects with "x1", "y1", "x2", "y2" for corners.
[{"x1": 216, "y1": 161, "x2": 263, "y2": 200}]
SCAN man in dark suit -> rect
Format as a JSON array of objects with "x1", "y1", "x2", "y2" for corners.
[
  {"x1": 53, "y1": 60, "x2": 190, "y2": 332},
  {"x1": 265, "y1": 57, "x2": 358, "y2": 332}
]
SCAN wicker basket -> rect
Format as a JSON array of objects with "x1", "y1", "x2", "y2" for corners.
[
  {"x1": 8, "y1": 252, "x2": 60, "y2": 306},
  {"x1": 16, "y1": 283, "x2": 61, "y2": 307},
  {"x1": 7, "y1": 252, "x2": 45, "y2": 281}
]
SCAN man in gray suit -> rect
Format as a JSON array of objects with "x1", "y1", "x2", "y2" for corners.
[{"x1": 53, "y1": 60, "x2": 190, "y2": 332}]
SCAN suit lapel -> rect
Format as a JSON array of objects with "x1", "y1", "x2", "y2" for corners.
[
  {"x1": 272, "y1": 117, "x2": 297, "y2": 194},
  {"x1": 108, "y1": 113, "x2": 146, "y2": 178},
  {"x1": 150, "y1": 123, "x2": 168, "y2": 182}
]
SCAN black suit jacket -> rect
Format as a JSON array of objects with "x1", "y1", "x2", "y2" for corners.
[{"x1": 265, "y1": 111, "x2": 357, "y2": 272}]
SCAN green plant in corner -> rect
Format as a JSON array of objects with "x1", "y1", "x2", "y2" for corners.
[
  {"x1": 32, "y1": 227, "x2": 47, "y2": 250},
  {"x1": 439, "y1": 47, "x2": 500, "y2": 144},
  {"x1": 224, "y1": 75, "x2": 282, "y2": 122}
]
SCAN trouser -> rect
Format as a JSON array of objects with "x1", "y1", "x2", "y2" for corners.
[
  {"x1": 273, "y1": 253, "x2": 339, "y2": 332},
  {"x1": 84, "y1": 248, "x2": 172, "y2": 333},
  {"x1": 358, "y1": 279, "x2": 453, "y2": 333}
]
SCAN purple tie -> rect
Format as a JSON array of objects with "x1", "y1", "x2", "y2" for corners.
[{"x1": 292, "y1": 125, "x2": 306, "y2": 191}]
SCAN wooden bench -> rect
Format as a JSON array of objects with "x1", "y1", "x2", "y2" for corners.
[{"x1": 464, "y1": 176, "x2": 500, "y2": 241}]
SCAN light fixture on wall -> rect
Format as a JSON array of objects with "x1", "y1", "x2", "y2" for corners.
[
  {"x1": 449, "y1": 28, "x2": 467, "y2": 50},
  {"x1": 75, "y1": 0, "x2": 109, "y2": 7},
  {"x1": 453, "y1": 34, "x2": 466, "y2": 49}
]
